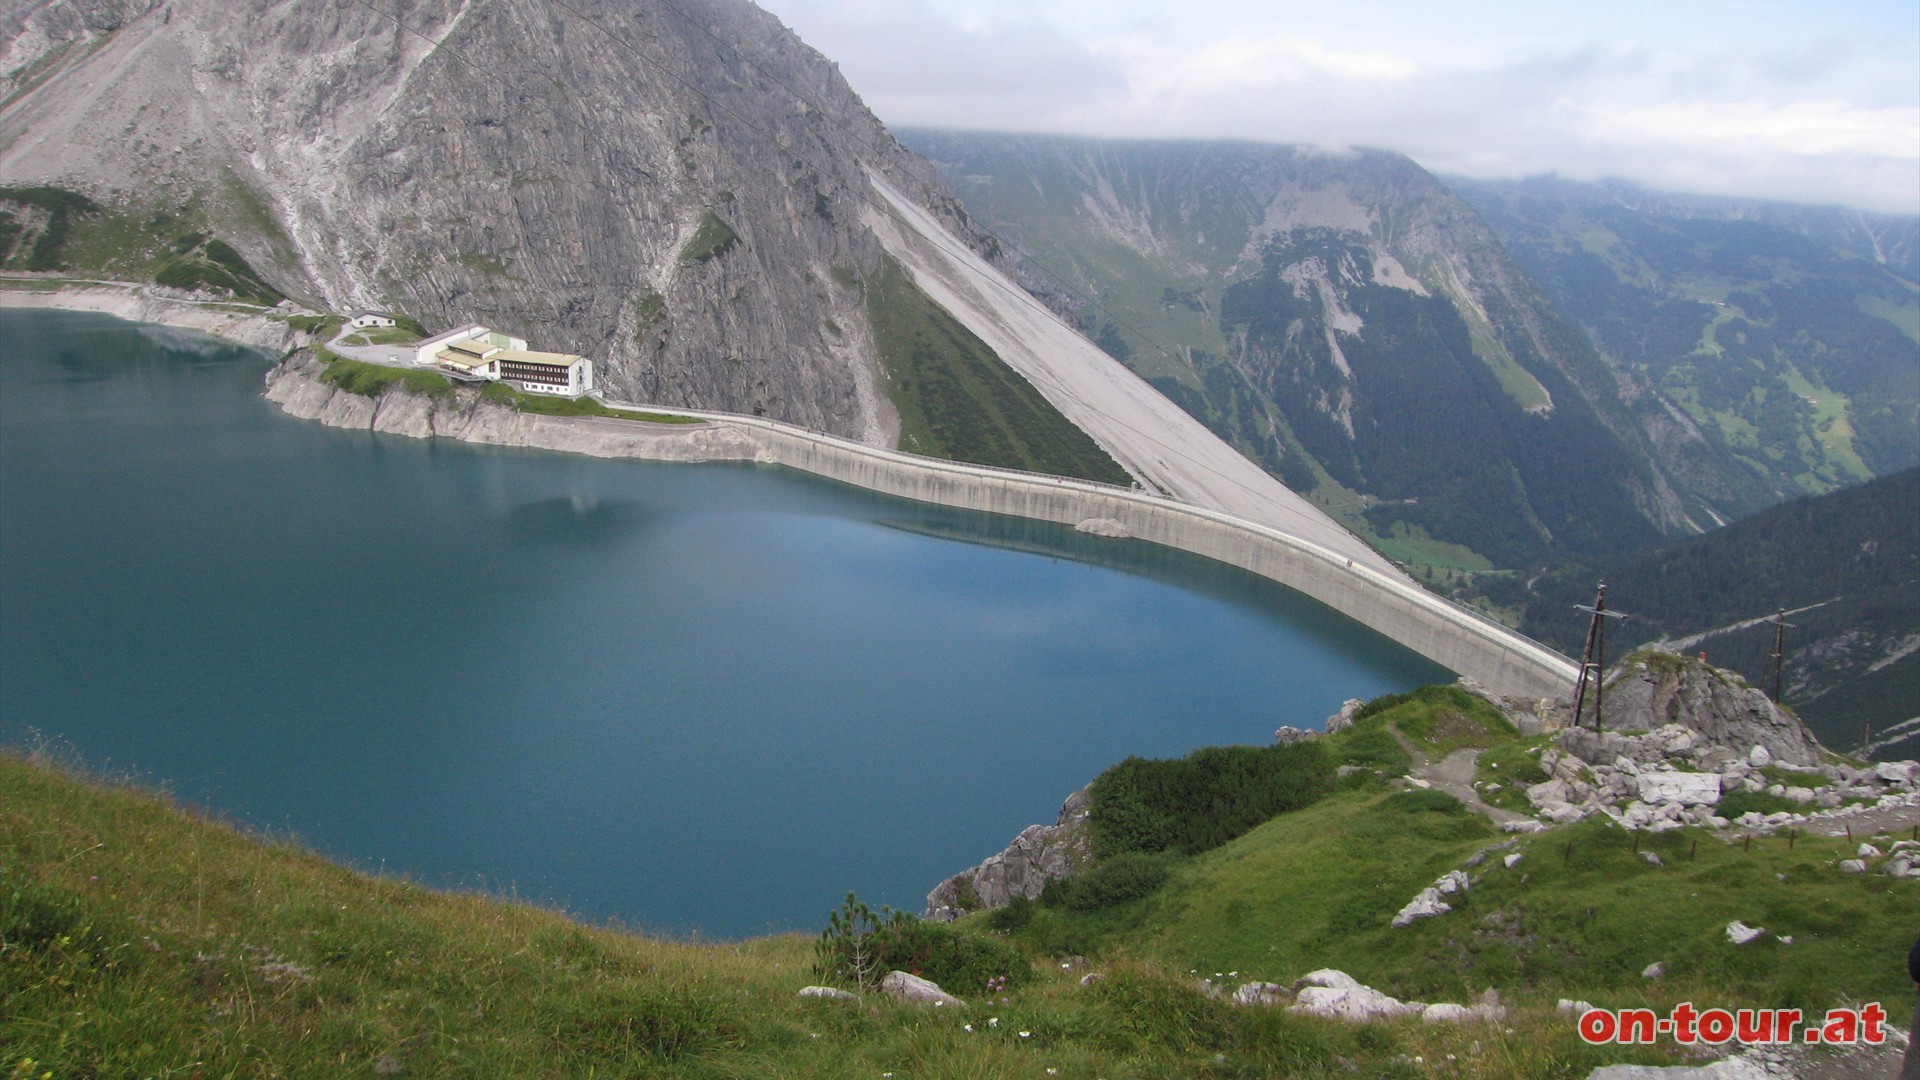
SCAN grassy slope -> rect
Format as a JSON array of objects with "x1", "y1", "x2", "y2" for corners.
[
  {"x1": 0, "y1": 186, "x2": 296, "y2": 309},
  {"x1": 0, "y1": 751, "x2": 1653, "y2": 1079},
  {"x1": 7, "y1": 677, "x2": 1915, "y2": 1078},
  {"x1": 866, "y1": 255, "x2": 1131, "y2": 485},
  {"x1": 1023, "y1": 792, "x2": 1914, "y2": 1012}
]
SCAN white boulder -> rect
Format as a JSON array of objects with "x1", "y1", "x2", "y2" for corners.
[
  {"x1": 880, "y1": 971, "x2": 964, "y2": 1008},
  {"x1": 798, "y1": 985, "x2": 857, "y2": 1001},
  {"x1": 1635, "y1": 770, "x2": 1722, "y2": 807},
  {"x1": 1725, "y1": 921, "x2": 1766, "y2": 945},
  {"x1": 1288, "y1": 970, "x2": 1419, "y2": 1022},
  {"x1": 1391, "y1": 890, "x2": 1452, "y2": 927},
  {"x1": 1391, "y1": 870, "x2": 1471, "y2": 927},
  {"x1": 1421, "y1": 1003, "x2": 1473, "y2": 1024}
]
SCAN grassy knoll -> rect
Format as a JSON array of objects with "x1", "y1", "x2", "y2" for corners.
[
  {"x1": 307, "y1": 354, "x2": 700, "y2": 426},
  {"x1": 341, "y1": 326, "x2": 423, "y2": 347},
  {"x1": 865, "y1": 255, "x2": 1132, "y2": 485},
  {"x1": 319, "y1": 356, "x2": 453, "y2": 398},
  {"x1": 478, "y1": 382, "x2": 703, "y2": 424},
  {"x1": 0, "y1": 190, "x2": 289, "y2": 307}
]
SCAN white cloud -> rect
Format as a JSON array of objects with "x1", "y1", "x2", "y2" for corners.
[
  {"x1": 755, "y1": 0, "x2": 1920, "y2": 213},
  {"x1": 1094, "y1": 33, "x2": 1421, "y2": 95},
  {"x1": 1583, "y1": 99, "x2": 1920, "y2": 159}
]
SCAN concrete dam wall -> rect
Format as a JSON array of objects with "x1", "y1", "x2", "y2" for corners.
[
  {"x1": 264, "y1": 356, "x2": 1578, "y2": 702},
  {"x1": 663, "y1": 408, "x2": 1580, "y2": 702}
]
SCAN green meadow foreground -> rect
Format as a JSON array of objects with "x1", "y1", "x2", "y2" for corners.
[{"x1": 3, "y1": 689, "x2": 1914, "y2": 1078}]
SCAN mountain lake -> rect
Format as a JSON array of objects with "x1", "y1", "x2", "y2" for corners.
[{"x1": 0, "y1": 308, "x2": 1449, "y2": 937}]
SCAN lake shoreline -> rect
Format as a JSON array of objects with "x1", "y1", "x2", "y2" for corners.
[
  {"x1": 0, "y1": 278, "x2": 304, "y2": 353},
  {"x1": 263, "y1": 350, "x2": 1577, "y2": 701}
]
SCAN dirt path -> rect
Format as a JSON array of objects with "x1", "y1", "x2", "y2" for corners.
[
  {"x1": 1778, "y1": 794, "x2": 1920, "y2": 841},
  {"x1": 1390, "y1": 729, "x2": 1537, "y2": 828}
]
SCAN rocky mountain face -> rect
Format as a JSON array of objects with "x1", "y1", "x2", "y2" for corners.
[
  {"x1": 1, "y1": 0, "x2": 997, "y2": 441},
  {"x1": 1450, "y1": 175, "x2": 1920, "y2": 515},
  {"x1": 899, "y1": 131, "x2": 1699, "y2": 572}
]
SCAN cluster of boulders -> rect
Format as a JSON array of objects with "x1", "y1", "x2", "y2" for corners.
[
  {"x1": 1516, "y1": 723, "x2": 1920, "y2": 841},
  {"x1": 1391, "y1": 870, "x2": 1471, "y2": 927},
  {"x1": 1839, "y1": 838, "x2": 1920, "y2": 877},
  {"x1": 1246, "y1": 970, "x2": 1507, "y2": 1026}
]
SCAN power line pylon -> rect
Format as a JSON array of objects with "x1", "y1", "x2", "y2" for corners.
[
  {"x1": 1572, "y1": 581, "x2": 1630, "y2": 732},
  {"x1": 1760, "y1": 609, "x2": 1794, "y2": 703}
]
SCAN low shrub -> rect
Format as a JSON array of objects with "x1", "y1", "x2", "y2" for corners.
[
  {"x1": 1087, "y1": 741, "x2": 1332, "y2": 857},
  {"x1": 1329, "y1": 722, "x2": 1411, "y2": 775},
  {"x1": 873, "y1": 916, "x2": 1031, "y2": 996},
  {"x1": 814, "y1": 893, "x2": 1031, "y2": 997},
  {"x1": 1040, "y1": 852, "x2": 1171, "y2": 911},
  {"x1": 543, "y1": 986, "x2": 740, "y2": 1064},
  {"x1": 1085, "y1": 965, "x2": 1235, "y2": 1055},
  {"x1": 984, "y1": 893, "x2": 1034, "y2": 932},
  {"x1": 1, "y1": 873, "x2": 91, "y2": 952}
]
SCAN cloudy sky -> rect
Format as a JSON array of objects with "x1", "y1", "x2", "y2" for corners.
[{"x1": 751, "y1": 0, "x2": 1920, "y2": 214}]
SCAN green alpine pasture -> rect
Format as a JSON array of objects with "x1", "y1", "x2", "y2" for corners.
[{"x1": 9, "y1": 686, "x2": 1912, "y2": 1077}]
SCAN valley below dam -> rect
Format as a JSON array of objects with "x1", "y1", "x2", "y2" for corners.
[{"x1": 0, "y1": 309, "x2": 1451, "y2": 937}]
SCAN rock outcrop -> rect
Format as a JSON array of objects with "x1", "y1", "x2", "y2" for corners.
[
  {"x1": 1391, "y1": 870, "x2": 1470, "y2": 928},
  {"x1": 1599, "y1": 653, "x2": 1821, "y2": 766},
  {"x1": 1502, "y1": 655, "x2": 1920, "y2": 834},
  {"x1": 264, "y1": 353, "x2": 764, "y2": 462},
  {"x1": 924, "y1": 787, "x2": 1091, "y2": 920},
  {"x1": 1280, "y1": 970, "x2": 1505, "y2": 1025}
]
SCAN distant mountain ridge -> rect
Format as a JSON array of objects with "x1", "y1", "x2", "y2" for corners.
[
  {"x1": 901, "y1": 131, "x2": 1706, "y2": 571},
  {"x1": 1449, "y1": 175, "x2": 1920, "y2": 515}
]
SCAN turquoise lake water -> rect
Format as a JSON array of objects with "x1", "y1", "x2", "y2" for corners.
[{"x1": 0, "y1": 308, "x2": 1449, "y2": 937}]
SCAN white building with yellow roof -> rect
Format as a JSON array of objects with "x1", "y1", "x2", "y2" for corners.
[{"x1": 410, "y1": 324, "x2": 592, "y2": 397}]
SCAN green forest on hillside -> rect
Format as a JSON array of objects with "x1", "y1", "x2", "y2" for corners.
[
  {"x1": 865, "y1": 255, "x2": 1131, "y2": 484},
  {"x1": 1454, "y1": 177, "x2": 1920, "y2": 507}
]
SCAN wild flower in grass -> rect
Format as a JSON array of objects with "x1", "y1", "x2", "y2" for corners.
[
  {"x1": 988, "y1": 1017, "x2": 999, "y2": 1028},
  {"x1": 963, "y1": 1024, "x2": 973, "y2": 1033},
  {"x1": 1019, "y1": 1030, "x2": 1031, "y2": 1038}
]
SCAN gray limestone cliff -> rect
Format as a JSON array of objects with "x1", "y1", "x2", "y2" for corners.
[
  {"x1": 924, "y1": 787, "x2": 1091, "y2": 921},
  {"x1": 3, "y1": 0, "x2": 996, "y2": 443}
]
